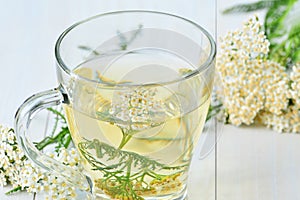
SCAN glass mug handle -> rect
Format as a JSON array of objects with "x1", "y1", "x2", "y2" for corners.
[{"x1": 15, "y1": 88, "x2": 91, "y2": 196}]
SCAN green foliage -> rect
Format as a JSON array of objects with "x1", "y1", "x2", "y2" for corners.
[
  {"x1": 223, "y1": 0, "x2": 276, "y2": 14},
  {"x1": 34, "y1": 108, "x2": 72, "y2": 152},
  {"x1": 78, "y1": 45, "x2": 100, "y2": 55},
  {"x1": 206, "y1": 103, "x2": 222, "y2": 122},
  {"x1": 78, "y1": 138, "x2": 185, "y2": 199},
  {"x1": 79, "y1": 139, "x2": 167, "y2": 172},
  {"x1": 5, "y1": 186, "x2": 22, "y2": 195},
  {"x1": 117, "y1": 24, "x2": 143, "y2": 50},
  {"x1": 7, "y1": 108, "x2": 72, "y2": 195}
]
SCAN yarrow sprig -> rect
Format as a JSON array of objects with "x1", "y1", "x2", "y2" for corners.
[
  {"x1": 0, "y1": 125, "x2": 25, "y2": 188},
  {"x1": 216, "y1": 15, "x2": 300, "y2": 133},
  {"x1": 91, "y1": 86, "x2": 184, "y2": 199},
  {"x1": 257, "y1": 63, "x2": 300, "y2": 133},
  {"x1": 18, "y1": 147, "x2": 82, "y2": 199},
  {"x1": 0, "y1": 110, "x2": 82, "y2": 200}
]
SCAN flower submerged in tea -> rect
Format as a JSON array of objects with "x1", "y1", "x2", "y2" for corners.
[
  {"x1": 78, "y1": 138, "x2": 185, "y2": 200},
  {"x1": 74, "y1": 87, "x2": 189, "y2": 199}
]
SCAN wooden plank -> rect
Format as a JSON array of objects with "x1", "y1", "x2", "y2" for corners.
[{"x1": 217, "y1": 125, "x2": 300, "y2": 200}]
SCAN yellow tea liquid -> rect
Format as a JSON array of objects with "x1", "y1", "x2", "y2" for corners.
[{"x1": 64, "y1": 50, "x2": 211, "y2": 200}]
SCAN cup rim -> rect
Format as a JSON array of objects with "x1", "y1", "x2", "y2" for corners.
[{"x1": 54, "y1": 10, "x2": 216, "y2": 87}]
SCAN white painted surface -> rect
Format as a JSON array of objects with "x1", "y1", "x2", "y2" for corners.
[{"x1": 1, "y1": 0, "x2": 299, "y2": 200}]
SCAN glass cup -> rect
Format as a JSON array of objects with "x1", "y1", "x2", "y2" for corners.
[{"x1": 15, "y1": 11, "x2": 215, "y2": 200}]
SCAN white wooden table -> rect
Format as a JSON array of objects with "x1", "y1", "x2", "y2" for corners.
[{"x1": 1, "y1": 0, "x2": 299, "y2": 199}]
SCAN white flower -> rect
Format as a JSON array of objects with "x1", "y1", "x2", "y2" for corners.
[
  {"x1": 290, "y1": 64, "x2": 300, "y2": 107},
  {"x1": 108, "y1": 87, "x2": 167, "y2": 131},
  {"x1": 217, "y1": 15, "x2": 290, "y2": 126},
  {"x1": 0, "y1": 173, "x2": 7, "y2": 187},
  {"x1": 258, "y1": 105, "x2": 300, "y2": 133},
  {"x1": 256, "y1": 63, "x2": 300, "y2": 133},
  {"x1": 17, "y1": 147, "x2": 83, "y2": 200},
  {"x1": 0, "y1": 125, "x2": 25, "y2": 187},
  {"x1": 0, "y1": 124, "x2": 83, "y2": 199}
]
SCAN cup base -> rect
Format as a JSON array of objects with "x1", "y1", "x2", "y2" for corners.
[{"x1": 93, "y1": 185, "x2": 188, "y2": 200}]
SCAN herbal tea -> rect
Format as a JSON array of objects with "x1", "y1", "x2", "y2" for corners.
[
  {"x1": 14, "y1": 11, "x2": 216, "y2": 200},
  {"x1": 64, "y1": 50, "x2": 211, "y2": 200}
]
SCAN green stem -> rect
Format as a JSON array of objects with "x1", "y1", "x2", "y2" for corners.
[
  {"x1": 6, "y1": 186, "x2": 22, "y2": 195},
  {"x1": 63, "y1": 134, "x2": 72, "y2": 149},
  {"x1": 78, "y1": 45, "x2": 100, "y2": 55},
  {"x1": 35, "y1": 127, "x2": 70, "y2": 151},
  {"x1": 206, "y1": 103, "x2": 223, "y2": 122},
  {"x1": 118, "y1": 130, "x2": 132, "y2": 149},
  {"x1": 47, "y1": 108, "x2": 66, "y2": 122},
  {"x1": 126, "y1": 158, "x2": 132, "y2": 178}
]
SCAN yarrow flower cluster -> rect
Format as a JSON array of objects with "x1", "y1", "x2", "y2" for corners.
[
  {"x1": 108, "y1": 87, "x2": 167, "y2": 131},
  {"x1": 217, "y1": 15, "x2": 300, "y2": 133},
  {"x1": 258, "y1": 63, "x2": 300, "y2": 133},
  {"x1": 290, "y1": 64, "x2": 300, "y2": 108},
  {"x1": 0, "y1": 125, "x2": 25, "y2": 188},
  {"x1": 0, "y1": 125, "x2": 82, "y2": 199}
]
